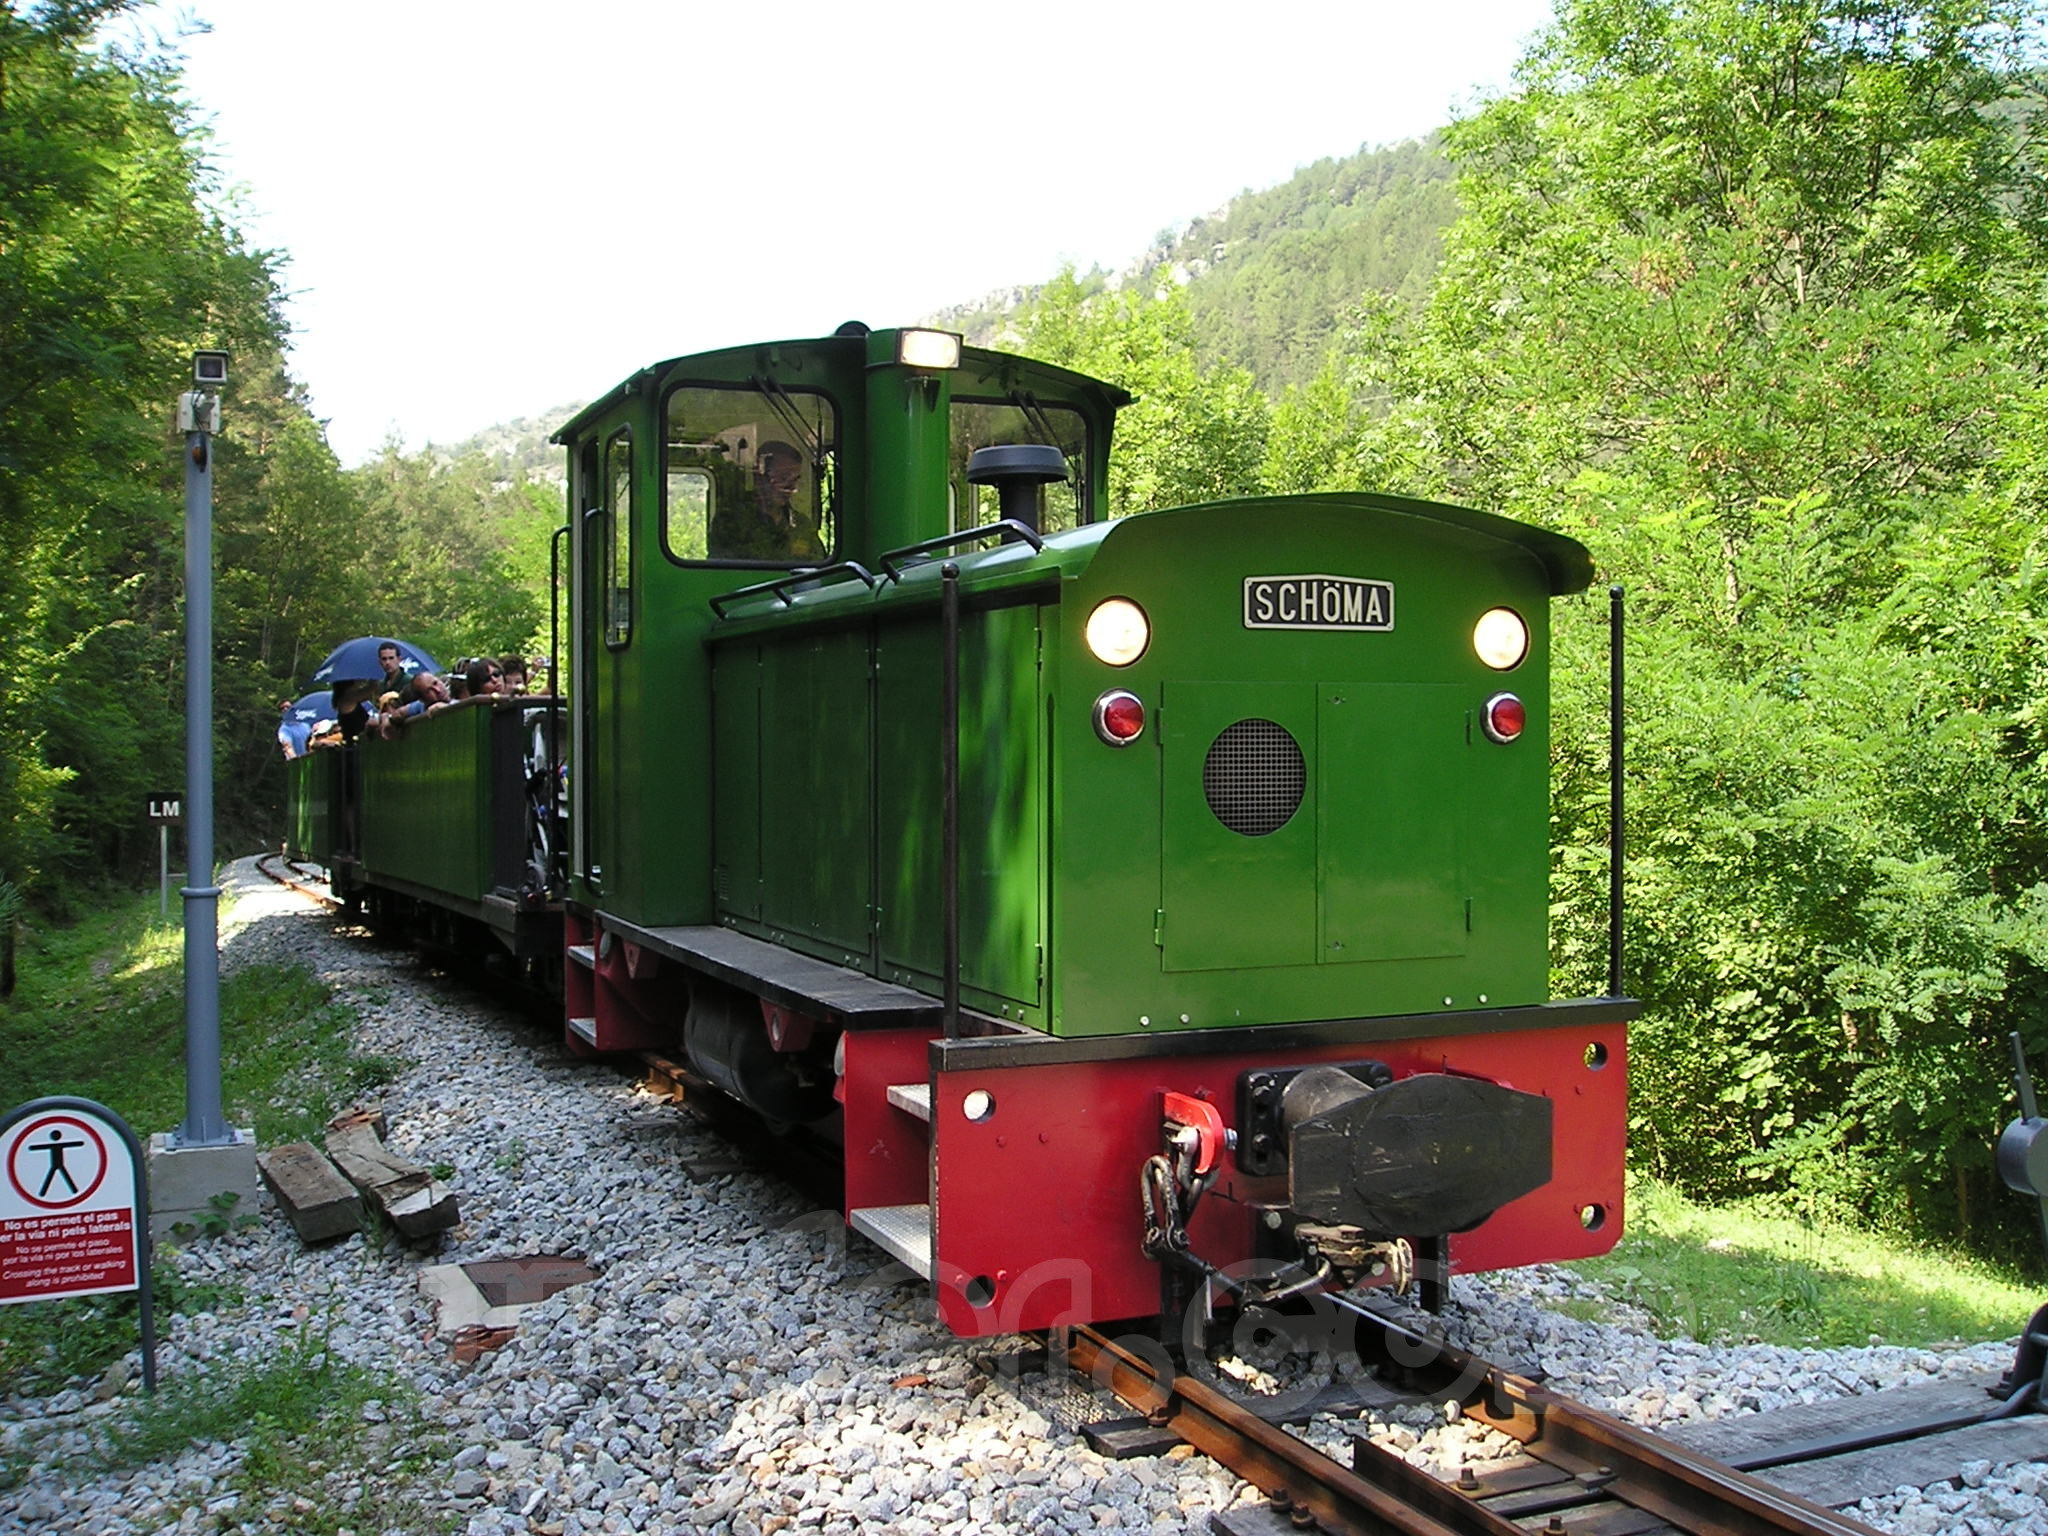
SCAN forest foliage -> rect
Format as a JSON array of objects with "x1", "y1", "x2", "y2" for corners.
[
  {"x1": 0, "y1": 2, "x2": 555, "y2": 909},
  {"x1": 11, "y1": 0, "x2": 2048, "y2": 1262}
]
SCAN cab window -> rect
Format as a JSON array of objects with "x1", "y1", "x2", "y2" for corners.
[
  {"x1": 604, "y1": 429, "x2": 632, "y2": 647},
  {"x1": 949, "y1": 397, "x2": 1091, "y2": 533},
  {"x1": 662, "y1": 384, "x2": 838, "y2": 565}
]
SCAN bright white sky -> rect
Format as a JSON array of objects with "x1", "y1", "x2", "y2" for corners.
[{"x1": 130, "y1": 0, "x2": 1557, "y2": 465}]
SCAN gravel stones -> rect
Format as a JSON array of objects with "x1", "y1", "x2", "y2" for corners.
[{"x1": 0, "y1": 856, "x2": 2035, "y2": 1535}]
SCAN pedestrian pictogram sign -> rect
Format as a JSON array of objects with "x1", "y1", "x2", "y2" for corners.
[{"x1": 0, "y1": 1101, "x2": 143, "y2": 1303}]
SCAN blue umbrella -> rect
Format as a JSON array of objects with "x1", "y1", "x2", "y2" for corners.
[
  {"x1": 278, "y1": 689, "x2": 343, "y2": 759},
  {"x1": 308, "y1": 636, "x2": 440, "y2": 689},
  {"x1": 287, "y1": 690, "x2": 339, "y2": 728}
]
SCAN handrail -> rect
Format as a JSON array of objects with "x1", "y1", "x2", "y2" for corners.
[
  {"x1": 550, "y1": 518, "x2": 573, "y2": 896},
  {"x1": 878, "y1": 520, "x2": 1044, "y2": 582},
  {"x1": 708, "y1": 560, "x2": 878, "y2": 618},
  {"x1": 941, "y1": 563, "x2": 960, "y2": 1042}
]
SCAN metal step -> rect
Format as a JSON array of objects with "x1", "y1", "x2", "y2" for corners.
[
  {"x1": 567, "y1": 943, "x2": 596, "y2": 969},
  {"x1": 567, "y1": 1015, "x2": 598, "y2": 1045},
  {"x1": 886, "y1": 1082, "x2": 932, "y2": 1122},
  {"x1": 849, "y1": 1203, "x2": 932, "y2": 1280}
]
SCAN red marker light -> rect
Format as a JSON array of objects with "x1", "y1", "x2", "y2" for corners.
[
  {"x1": 1482, "y1": 692, "x2": 1526, "y2": 743},
  {"x1": 1094, "y1": 690, "x2": 1145, "y2": 747}
]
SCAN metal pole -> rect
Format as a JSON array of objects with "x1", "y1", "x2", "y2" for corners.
[
  {"x1": 1608, "y1": 584, "x2": 1626, "y2": 1000},
  {"x1": 2009, "y1": 1034, "x2": 2048, "y2": 1259},
  {"x1": 941, "y1": 563, "x2": 961, "y2": 1041},
  {"x1": 159, "y1": 824, "x2": 168, "y2": 920},
  {"x1": 175, "y1": 386, "x2": 229, "y2": 1148}
]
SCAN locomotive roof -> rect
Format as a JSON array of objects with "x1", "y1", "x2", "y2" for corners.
[
  {"x1": 1278, "y1": 490, "x2": 1596, "y2": 595},
  {"x1": 552, "y1": 331, "x2": 1133, "y2": 444},
  {"x1": 1030, "y1": 491, "x2": 1595, "y2": 597}
]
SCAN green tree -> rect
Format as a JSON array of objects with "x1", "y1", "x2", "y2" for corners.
[
  {"x1": 1354, "y1": 0, "x2": 2048, "y2": 1249},
  {"x1": 1020, "y1": 271, "x2": 1270, "y2": 515},
  {"x1": 344, "y1": 446, "x2": 553, "y2": 669},
  {"x1": 0, "y1": 1, "x2": 293, "y2": 899}
]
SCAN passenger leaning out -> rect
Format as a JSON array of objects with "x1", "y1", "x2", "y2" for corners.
[
  {"x1": 464, "y1": 657, "x2": 505, "y2": 700},
  {"x1": 378, "y1": 670, "x2": 451, "y2": 735}
]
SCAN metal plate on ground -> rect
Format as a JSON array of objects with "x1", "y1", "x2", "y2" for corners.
[
  {"x1": 461, "y1": 1255, "x2": 598, "y2": 1306},
  {"x1": 1082, "y1": 1417, "x2": 1188, "y2": 1459}
]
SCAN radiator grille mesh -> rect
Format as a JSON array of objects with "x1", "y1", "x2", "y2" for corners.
[{"x1": 1203, "y1": 719, "x2": 1306, "y2": 836}]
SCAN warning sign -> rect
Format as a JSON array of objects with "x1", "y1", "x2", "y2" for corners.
[{"x1": 0, "y1": 1106, "x2": 141, "y2": 1303}]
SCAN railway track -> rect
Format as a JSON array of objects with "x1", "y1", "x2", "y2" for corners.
[
  {"x1": 256, "y1": 851, "x2": 337, "y2": 907},
  {"x1": 1043, "y1": 1299, "x2": 2045, "y2": 1536}
]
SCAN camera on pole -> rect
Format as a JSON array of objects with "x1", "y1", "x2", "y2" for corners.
[{"x1": 177, "y1": 351, "x2": 226, "y2": 436}]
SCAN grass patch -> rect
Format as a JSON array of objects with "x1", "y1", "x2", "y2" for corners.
[
  {"x1": 0, "y1": 1260, "x2": 245, "y2": 1396},
  {"x1": 0, "y1": 880, "x2": 411, "y2": 1396},
  {"x1": 0, "y1": 882, "x2": 409, "y2": 1149},
  {"x1": 1564, "y1": 1176, "x2": 2037, "y2": 1348},
  {"x1": 0, "y1": 1318, "x2": 456, "y2": 1534}
]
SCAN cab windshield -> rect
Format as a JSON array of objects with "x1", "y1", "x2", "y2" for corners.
[{"x1": 948, "y1": 396, "x2": 1091, "y2": 534}]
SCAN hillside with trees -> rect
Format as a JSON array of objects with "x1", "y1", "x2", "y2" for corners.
[{"x1": 934, "y1": 135, "x2": 1459, "y2": 393}]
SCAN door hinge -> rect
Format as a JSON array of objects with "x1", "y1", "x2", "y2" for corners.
[{"x1": 1153, "y1": 908, "x2": 1165, "y2": 948}]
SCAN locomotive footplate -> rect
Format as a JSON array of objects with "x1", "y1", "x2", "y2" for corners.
[{"x1": 904, "y1": 1000, "x2": 1632, "y2": 1338}]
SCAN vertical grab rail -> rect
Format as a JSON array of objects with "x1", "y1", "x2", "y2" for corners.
[
  {"x1": 549, "y1": 520, "x2": 573, "y2": 892},
  {"x1": 1608, "y1": 584, "x2": 1626, "y2": 999},
  {"x1": 941, "y1": 563, "x2": 961, "y2": 1040}
]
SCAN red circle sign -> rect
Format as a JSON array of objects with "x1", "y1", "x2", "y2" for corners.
[{"x1": 6, "y1": 1115, "x2": 110, "y2": 1210}]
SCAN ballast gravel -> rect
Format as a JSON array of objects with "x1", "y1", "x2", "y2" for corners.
[{"x1": 0, "y1": 855, "x2": 2032, "y2": 1535}]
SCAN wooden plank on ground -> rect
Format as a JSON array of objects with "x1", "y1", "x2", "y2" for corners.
[
  {"x1": 1663, "y1": 1375, "x2": 2004, "y2": 1465},
  {"x1": 256, "y1": 1141, "x2": 364, "y2": 1243},
  {"x1": 1661, "y1": 1374, "x2": 2048, "y2": 1510},
  {"x1": 1767, "y1": 1418, "x2": 2048, "y2": 1509},
  {"x1": 323, "y1": 1119, "x2": 458, "y2": 1238}
]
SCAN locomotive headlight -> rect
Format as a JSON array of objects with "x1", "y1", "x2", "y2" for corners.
[
  {"x1": 1473, "y1": 607, "x2": 1529, "y2": 670},
  {"x1": 896, "y1": 328, "x2": 962, "y2": 369},
  {"x1": 1085, "y1": 598, "x2": 1150, "y2": 667}
]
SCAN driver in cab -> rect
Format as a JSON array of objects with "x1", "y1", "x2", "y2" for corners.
[{"x1": 711, "y1": 440, "x2": 823, "y2": 563}]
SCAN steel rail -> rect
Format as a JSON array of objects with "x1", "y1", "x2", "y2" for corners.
[
  {"x1": 256, "y1": 853, "x2": 338, "y2": 908},
  {"x1": 1065, "y1": 1325, "x2": 1526, "y2": 1536},
  {"x1": 1330, "y1": 1298, "x2": 1885, "y2": 1536},
  {"x1": 1067, "y1": 1306, "x2": 1889, "y2": 1536}
]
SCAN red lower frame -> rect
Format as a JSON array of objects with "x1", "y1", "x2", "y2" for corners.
[{"x1": 850, "y1": 1019, "x2": 1628, "y2": 1338}]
